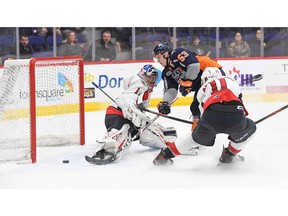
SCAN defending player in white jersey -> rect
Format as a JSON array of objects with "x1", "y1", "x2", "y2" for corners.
[
  {"x1": 152, "y1": 67, "x2": 257, "y2": 166},
  {"x1": 86, "y1": 64, "x2": 177, "y2": 165}
]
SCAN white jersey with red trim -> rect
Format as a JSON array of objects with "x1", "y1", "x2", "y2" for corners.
[
  {"x1": 197, "y1": 76, "x2": 243, "y2": 115},
  {"x1": 112, "y1": 74, "x2": 152, "y2": 113}
]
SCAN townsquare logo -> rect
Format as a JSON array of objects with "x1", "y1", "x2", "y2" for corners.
[
  {"x1": 19, "y1": 88, "x2": 65, "y2": 100},
  {"x1": 19, "y1": 72, "x2": 74, "y2": 101}
]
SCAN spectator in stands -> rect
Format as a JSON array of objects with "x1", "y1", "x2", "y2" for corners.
[
  {"x1": 59, "y1": 28, "x2": 88, "y2": 47},
  {"x1": 60, "y1": 27, "x2": 86, "y2": 39},
  {"x1": 3, "y1": 34, "x2": 34, "y2": 62},
  {"x1": 58, "y1": 31, "x2": 84, "y2": 57},
  {"x1": 227, "y1": 32, "x2": 251, "y2": 58},
  {"x1": 84, "y1": 30, "x2": 116, "y2": 62},
  {"x1": 98, "y1": 28, "x2": 121, "y2": 52},
  {"x1": 186, "y1": 35, "x2": 211, "y2": 56},
  {"x1": 117, "y1": 27, "x2": 132, "y2": 52},
  {"x1": 249, "y1": 29, "x2": 266, "y2": 57},
  {"x1": 19, "y1": 34, "x2": 34, "y2": 58},
  {"x1": 38, "y1": 27, "x2": 62, "y2": 39}
]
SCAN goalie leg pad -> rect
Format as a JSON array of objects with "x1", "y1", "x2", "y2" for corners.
[
  {"x1": 98, "y1": 124, "x2": 131, "y2": 154},
  {"x1": 139, "y1": 123, "x2": 177, "y2": 149}
]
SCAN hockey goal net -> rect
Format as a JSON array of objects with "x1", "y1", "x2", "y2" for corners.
[{"x1": 0, "y1": 56, "x2": 85, "y2": 163}]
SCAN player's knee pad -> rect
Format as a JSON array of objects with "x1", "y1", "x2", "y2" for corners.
[
  {"x1": 139, "y1": 123, "x2": 177, "y2": 149},
  {"x1": 99, "y1": 124, "x2": 131, "y2": 154}
]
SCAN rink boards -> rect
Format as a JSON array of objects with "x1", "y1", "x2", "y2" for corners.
[{"x1": 1, "y1": 57, "x2": 287, "y2": 112}]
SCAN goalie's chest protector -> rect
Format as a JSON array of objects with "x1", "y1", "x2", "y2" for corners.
[
  {"x1": 124, "y1": 75, "x2": 153, "y2": 109},
  {"x1": 139, "y1": 89, "x2": 152, "y2": 108}
]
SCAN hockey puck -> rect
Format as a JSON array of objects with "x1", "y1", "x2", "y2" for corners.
[{"x1": 62, "y1": 160, "x2": 69, "y2": 163}]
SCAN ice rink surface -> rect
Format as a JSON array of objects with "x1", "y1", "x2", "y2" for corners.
[{"x1": 1, "y1": 101, "x2": 288, "y2": 215}]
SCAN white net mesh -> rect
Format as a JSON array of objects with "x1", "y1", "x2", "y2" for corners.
[{"x1": 0, "y1": 58, "x2": 84, "y2": 162}]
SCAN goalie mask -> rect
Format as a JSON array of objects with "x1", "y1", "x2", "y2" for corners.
[
  {"x1": 139, "y1": 64, "x2": 158, "y2": 88},
  {"x1": 201, "y1": 67, "x2": 223, "y2": 85}
]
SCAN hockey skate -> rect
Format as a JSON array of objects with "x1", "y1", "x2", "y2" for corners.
[
  {"x1": 153, "y1": 149, "x2": 174, "y2": 166},
  {"x1": 218, "y1": 146, "x2": 244, "y2": 165}
]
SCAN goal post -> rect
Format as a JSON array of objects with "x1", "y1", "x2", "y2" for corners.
[{"x1": 0, "y1": 56, "x2": 85, "y2": 163}]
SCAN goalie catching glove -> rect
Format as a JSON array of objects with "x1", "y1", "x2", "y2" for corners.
[
  {"x1": 123, "y1": 104, "x2": 150, "y2": 129},
  {"x1": 179, "y1": 79, "x2": 193, "y2": 96}
]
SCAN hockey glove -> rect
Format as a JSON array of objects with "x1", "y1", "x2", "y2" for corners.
[
  {"x1": 157, "y1": 101, "x2": 171, "y2": 115},
  {"x1": 179, "y1": 79, "x2": 193, "y2": 96},
  {"x1": 126, "y1": 104, "x2": 150, "y2": 129}
]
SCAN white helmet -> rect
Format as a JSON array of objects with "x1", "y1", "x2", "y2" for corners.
[{"x1": 201, "y1": 67, "x2": 223, "y2": 85}]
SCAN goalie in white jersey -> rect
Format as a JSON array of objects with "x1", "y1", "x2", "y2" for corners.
[
  {"x1": 153, "y1": 67, "x2": 257, "y2": 165},
  {"x1": 90, "y1": 64, "x2": 177, "y2": 164}
]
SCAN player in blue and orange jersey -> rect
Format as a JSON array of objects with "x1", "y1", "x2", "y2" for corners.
[{"x1": 153, "y1": 42, "x2": 225, "y2": 130}]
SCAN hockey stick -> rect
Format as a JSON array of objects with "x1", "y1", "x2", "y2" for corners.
[
  {"x1": 92, "y1": 82, "x2": 117, "y2": 105},
  {"x1": 140, "y1": 97, "x2": 179, "y2": 132},
  {"x1": 255, "y1": 104, "x2": 288, "y2": 124},
  {"x1": 143, "y1": 108, "x2": 192, "y2": 124}
]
